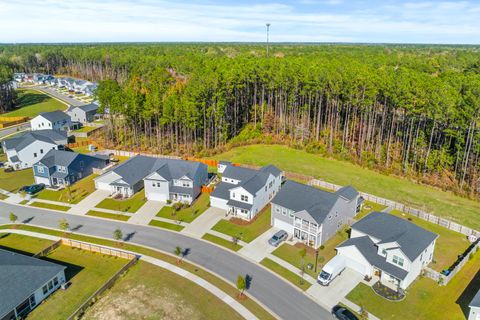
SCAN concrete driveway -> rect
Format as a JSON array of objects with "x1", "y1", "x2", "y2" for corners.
[
  {"x1": 67, "y1": 190, "x2": 110, "y2": 215},
  {"x1": 181, "y1": 207, "x2": 225, "y2": 237},
  {"x1": 238, "y1": 227, "x2": 279, "y2": 262},
  {"x1": 128, "y1": 200, "x2": 164, "y2": 225},
  {"x1": 306, "y1": 267, "x2": 364, "y2": 309}
]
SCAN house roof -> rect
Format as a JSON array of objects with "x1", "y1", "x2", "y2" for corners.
[
  {"x1": 104, "y1": 155, "x2": 206, "y2": 187},
  {"x1": 3, "y1": 130, "x2": 68, "y2": 152},
  {"x1": 470, "y1": 289, "x2": 480, "y2": 308},
  {"x1": 351, "y1": 212, "x2": 438, "y2": 261},
  {"x1": 222, "y1": 164, "x2": 280, "y2": 194},
  {"x1": 76, "y1": 103, "x2": 99, "y2": 113},
  {"x1": 38, "y1": 110, "x2": 70, "y2": 123},
  {"x1": 219, "y1": 160, "x2": 232, "y2": 165},
  {"x1": 335, "y1": 185, "x2": 359, "y2": 201},
  {"x1": 37, "y1": 150, "x2": 106, "y2": 168},
  {"x1": 170, "y1": 185, "x2": 195, "y2": 196},
  {"x1": 0, "y1": 249, "x2": 66, "y2": 318},
  {"x1": 260, "y1": 164, "x2": 282, "y2": 177},
  {"x1": 272, "y1": 180, "x2": 358, "y2": 225},
  {"x1": 337, "y1": 236, "x2": 409, "y2": 280},
  {"x1": 210, "y1": 181, "x2": 234, "y2": 200},
  {"x1": 227, "y1": 199, "x2": 253, "y2": 210}
]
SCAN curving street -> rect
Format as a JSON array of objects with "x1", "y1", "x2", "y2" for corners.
[{"x1": 0, "y1": 202, "x2": 332, "y2": 320}]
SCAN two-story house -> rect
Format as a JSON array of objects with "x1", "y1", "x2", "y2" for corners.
[
  {"x1": 210, "y1": 164, "x2": 282, "y2": 220},
  {"x1": 30, "y1": 111, "x2": 74, "y2": 131},
  {"x1": 94, "y1": 155, "x2": 208, "y2": 202},
  {"x1": 33, "y1": 150, "x2": 109, "y2": 187},
  {"x1": 335, "y1": 211, "x2": 438, "y2": 291},
  {"x1": 271, "y1": 181, "x2": 363, "y2": 248},
  {"x1": 66, "y1": 103, "x2": 99, "y2": 124},
  {"x1": 2, "y1": 130, "x2": 68, "y2": 170}
]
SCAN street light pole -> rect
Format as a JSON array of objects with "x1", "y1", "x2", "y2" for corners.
[
  {"x1": 315, "y1": 249, "x2": 319, "y2": 272},
  {"x1": 266, "y1": 23, "x2": 271, "y2": 57}
]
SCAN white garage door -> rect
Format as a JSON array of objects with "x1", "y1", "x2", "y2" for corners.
[
  {"x1": 95, "y1": 181, "x2": 111, "y2": 191},
  {"x1": 35, "y1": 176, "x2": 51, "y2": 186},
  {"x1": 343, "y1": 257, "x2": 368, "y2": 275},
  {"x1": 273, "y1": 218, "x2": 294, "y2": 234},
  {"x1": 210, "y1": 196, "x2": 228, "y2": 210},
  {"x1": 146, "y1": 191, "x2": 168, "y2": 202}
]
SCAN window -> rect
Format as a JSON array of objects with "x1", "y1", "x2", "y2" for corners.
[
  {"x1": 335, "y1": 211, "x2": 338, "y2": 217},
  {"x1": 328, "y1": 214, "x2": 332, "y2": 220},
  {"x1": 79, "y1": 160, "x2": 84, "y2": 168},
  {"x1": 40, "y1": 149, "x2": 44, "y2": 154},
  {"x1": 282, "y1": 208, "x2": 287, "y2": 216},
  {"x1": 392, "y1": 255, "x2": 404, "y2": 267},
  {"x1": 289, "y1": 213, "x2": 294, "y2": 218},
  {"x1": 420, "y1": 253, "x2": 423, "y2": 261},
  {"x1": 37, "y1": 166, "x2": 44, "y2": 173},
  {"x1": 275, "y1": 207, "x2": 280, "y2": 213},
  {"x1": 48, "y1": 281, "x2": 53, "y2": 291},
  {"x1": 232, "y1": 192, "x2": 235, "y2": 198},
  {"x1": 241, "y1": 195, "x2": 248, "y2": 202},
  {"x1": 34, "y1": 153, "x2": 37, "y2": 158},
  {"x1": 152, "y1": 182, "x2": 156, "y2": 187},
  {"x1": 265, "y1": 186, "x2": 267, "y2": 191},
  {"x1": 182, "y1": 182, "x2": 190, "y2": 187},
  {"x1": 53, "y1": 277, "x2": 59, "y2": 286},
  {"x1": 42, "y1": 285, "x2": 48, "y2": 295},
  {"x1": 382, "y1": 249, "x2": 387, "y2": 255}
]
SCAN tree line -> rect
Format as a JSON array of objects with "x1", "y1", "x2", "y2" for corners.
[{"x1": 0, "y1": 43, "x2": 479, "y2": 197}]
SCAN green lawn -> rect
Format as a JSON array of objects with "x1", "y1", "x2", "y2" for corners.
[
  {"x1": 389, "y1": 210, "x2": 470, "y2": 272},
  {"x1": 356, "y1": 201, "x2": 387, "y2": 220},
  {"x1": 202, "y1": 233, "x2": 243, "y2": 251},
  {"x1": 0, "y1": 233, "x2": 53, "y2": 255},
  {"x1": 260, "y1": 258, "x2": 312, "y2": 291},
  {"x1": 211, "y1": 206, "x2": 272, "y2": 243},
  {"x1": 149, "y1": 219, "x2": 184, "y2": 231},
  {"x1": 35, "y1": 174, "x2": 97, "y2": 204},
  {"x1": 96, "y1": 190, "x2": 147, "y2": 213},
  {"x1": 0, "y1": 193, "x2": 8, "y2": 200},
  {"x1": 28, "y1": 245, "x2": 127, "y2": 320},
  {"x1": 347, "y1": 251, "x2": 480, "y2": 320},
  {"x1": 212, "y1": 144, "x2": 480, "y2": 230},
  {"x1": 3, "y1": 89, "x2": 66, "y2": 117},
  {"x1": 30, "y1": 201, "x2": 71, "y2": 211},
  {"x1": 86, "y1": 210, "x2": 131, "y2": 221},
  {"x1": 0, "y1": 168, "x2": 34, "y2": 192},
  {"x1": 156, "y1": 193, "x2": 210, "y2": 223},
  {"x1": 74, "y1": 126, "x2": 97, "y2": 133},
  {"x1": 82, "y1": 261, "x2": 244, "y2": 320}
]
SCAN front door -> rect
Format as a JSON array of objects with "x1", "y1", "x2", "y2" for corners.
[{"x1": 52, "y1": 177, "x2": 58, "y2": 185}]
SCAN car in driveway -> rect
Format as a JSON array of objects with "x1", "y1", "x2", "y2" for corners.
[
  {"x1": 23, "y1": 184, "x2": 45, "y2": 195},
  {"x1": 331, "y1": 305, "x2": 358, "y2": 320},
  {"x1": 268, "y1": 230, "x2": 288, "y2": 247}
]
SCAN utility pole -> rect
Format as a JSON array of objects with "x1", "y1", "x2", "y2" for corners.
[{"x1": 266, "y1": 23, "x2": 271, "y2": 57}]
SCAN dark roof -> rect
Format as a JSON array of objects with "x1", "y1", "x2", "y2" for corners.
[
  {"x1": 170, "y1": 185, "x2": 195, "y2": 196},
  {"x1": 337, "y1": 236, "x2": 409, "y2": 280},
  {"x1": 105, "y1": 155, "x2": 206, "y2": 187},
  {"x1": 37, "y1": 150, "x2": 106, "y2": 168},
  {"x1": 0, "y1": 249, "x2": 65, "y2": 318},
  {"x1": 210, "y1": 181, "x2": 233, "y2": 200},
  {"x1": 76, "y1": 103, "x2": 98, "y2": 113},
  {"x1": 38, "y1": 110, "x2": 70, "y2": 123},
  {"x1": 470, "y1": 289, "x2": 480, "y2": 308},
  {"x1": 335, "y1": 186, "x2": 359, "y2": 201},
  {"x1": 223, "y1": 164, "x2": 280, "y2": 194},
  {"x1": 219, "y1": 161, "x2": 231, "y2": 165},
  {"x1": 222, "y1": 165, "x2": 259, "y2": 181},
  {"x1": 3, "y1": 130, "x2": 67, "y2": 152},
  {"x1": 272, "y1": 180, "x2": 358, "y2": 224},
  {"x1": 227, "y1": 199, "x2": 253, "y2": 210},
  {"x1": 351, "y1": 212, "x2": 438, "y2": 261},
  {"x1": 260, "y1": 164, "x2": 282, "y2": 177},
  {"x1": 10, "y1": 155, "x2": 19, "y2": 163}
]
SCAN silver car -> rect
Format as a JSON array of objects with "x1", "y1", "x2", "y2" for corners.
[{"x1": 268, "y1": 230, "x2": 288, "y2": 247}]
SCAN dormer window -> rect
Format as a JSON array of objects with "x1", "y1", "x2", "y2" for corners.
[
  {"x1": 241, "y1": 195, "x2": 248, "y2": 202},
  {"x1": 392, "y1": 255, "x2": 404, "y2": 267}
]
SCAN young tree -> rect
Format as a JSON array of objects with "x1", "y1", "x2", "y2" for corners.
[
  {"x1": 299, "y1": 247, "x2": 307, "y2": 284},
  {"x1": 236, "y1": 275, "x2": 247, "y2": 298},
  {"x1": 113, "y1": 228, "x2": 123, "y2": 243},
  {"x1": 9, "y1": 212, "x2": 17, "y2": 224},
  {"x1": 58, "y1": 218, "x2": 70, "y2": 235},
  {"x1": 174, "y1": 246, "x2": 183, "y2": 263}
]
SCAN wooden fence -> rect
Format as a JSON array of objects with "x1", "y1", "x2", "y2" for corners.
[
  {"x1": 0, "y1": 116, "x2": 29, "y2": 128},
  {"x1": 67, "y1": 140, "x2": 95, "y2": 149},
  {"x1": 33, "y1": 239, "x2": 62, "y2": 258},
  {"x1": 201, "y1": 185, "x2": 214, "y2": 193},
  {"x1": 61, "y1": 239, "x2": 137, "y2": 260}
]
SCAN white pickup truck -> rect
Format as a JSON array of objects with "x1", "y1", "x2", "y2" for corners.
[{"x1": 317, "y1": 255, "x2": 346, "y2": 286}]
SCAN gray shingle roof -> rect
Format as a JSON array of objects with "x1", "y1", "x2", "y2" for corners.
[
  {"x1": 222, "y1": 164, "x2": 280, "y2": 194},
  {"x1": 210, "y1": 181, "x2": 233, "y2": 200},
  {"x1": 272, "y1": 180, "x2": 357, "y2": 224},
  {"x1": 170, "y1": 185, "x2": 194, "y2": 196},
  {"x1": 260, "y1": 164, "x2": 282, "y2": 177},
  {"x1": 219, "y1": 161, "x2": 232, "y2": 165},
  {"x1": 0, "y1": 249, "x2": 65, "y2": 318},
  {"x1": 38, "y1": 150, "x2": 106, "y2": 168},
  {"x1": 337, "y1": 236, "x2": 409, "y2": 280},
  {"x1": 470, "y1": 289, "x2": 480, "y2": 308},
  {"x1": 351, "y1": 212, "x2": 438, "y2": 261},
  {"x1": 227, "y1": 199, "x2": 253, "y2": 210},
  {"x1": 38, "y1": 110, "x2": 70, "y2": 123},
  {"x1": 76, "y1": 103, "x2": 99, "y2": 113},
  {"x1": 3, "y1": 130, "x2": 67, "y2": 152},
  {"x1": 335, "y1": 185, "x2": 359, "y2": 201},
  {"x1": 222, "y1": 165, "x2": 259, "y2": 182}
]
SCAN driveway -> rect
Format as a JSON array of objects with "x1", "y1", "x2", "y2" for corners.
[
  {"x1": 306, "y1": 267, "x2": 364, "y2": 309},
  {"x1": 0, "y1": 202, "x2": 332, "y2": 320},
  {"x1": 67, "y1": 190, "x2": 110, "y2": 215},
  {"x1": 35, "y1": 86, "x2": 85, "y2": 107},
  {"x1": 181, "y1": 207, "x2": 225, "y2": 238},
  {"x1": 128, "y1": 200, "x2": 164, "y2": 225},
  {"x1": 238, "y1": 228, "x2": 279, "y2": 262}
]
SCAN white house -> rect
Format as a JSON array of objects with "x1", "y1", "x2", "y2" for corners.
[
  {"x1": 335, "y1": 212, "x2": 438, "y2": 291},
  {"x1": 210, "y1": 164, "x2": 282, "y2": 220},
  {"x1": 2, "y1": 130, "x2": 68, "y2": 170},
  {"x1": 470, "y1": 289, "x2": 480, "y2": 320},
  {"x1": 66, "y1": 103, "x2": 99, "y2": 124},
  {"x1": 30, "y1": 111, "x2": 73, "y2": 131},
  {"x1": 0, "y1": 249, "x2": 66, "y2": 320}
]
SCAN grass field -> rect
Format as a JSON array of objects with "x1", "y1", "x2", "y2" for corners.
[
  {"x1": 202, "y1": 233, "x2": 243, "y2": 251},
  {"x1": 260, "y1": 258, "x2": 312, "y2": 291},
  {"x1": 74, "y1": 126, "x2": 97, "y2": 133},
  {"x1": 211, "y1": 144, "x2": 480, "y2": 230},
  {"x1": 347, "y1": 251, "x2": 480, "y2": 320},
  {"x1": 96, "y1": 190, "x2": 146, "y2": 213},
  {"x1": 30, "y1": 201, "x2": 71, "y2": 211},
  {"x1": 82, "y1": 261, "x2": 244, "y2": 320},
  {"x1": 0, "y1": 233, "x2": 53, "y2": 255},
  {"x1": 0, "y1": 168, "x2": 34, "y2": 192},
  {"x1": 212, "y1": 206, "x2": 272, "y2": 243},
  {"x1": 149, "y1": 219, "x2": 184, "y2": 231},
  {"x1": 86, "y1": 210, "x2": 131, "y2": 221},
  {"x1": 3, "y1": 89, "x2": 66, "y2": 117},
  {"x1": 156, "y1": 193, "x2": 210, "y2": 223},
  {"x1": 35, "y1": 174, "x2": 97, "y2": 204}
]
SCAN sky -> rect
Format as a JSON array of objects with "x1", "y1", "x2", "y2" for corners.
[{"x1": 1, "y1": 0, "x2": 480, "y2": 44}]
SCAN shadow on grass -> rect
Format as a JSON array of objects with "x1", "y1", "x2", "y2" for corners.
[
  {"x1": 0, "y1": 234, "x2": 38, "y2": 256},
  {"x1": 17, "y1": 92, "x2": 50, "y2": 108},
  {"x1": 40, "y1": 255, "x2": 84, "y2": 282},
  {"x1": 456, "y1": 268, "x2": 480, "y2": 318}
]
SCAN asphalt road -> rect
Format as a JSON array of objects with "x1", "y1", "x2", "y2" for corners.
[
  {"x1": 34, "y1": 86, "x2": 85, "y2": 107},
  {"x1": 0, "y1": 202, "x2": 332, "y2": 320},
  {"x1": 0, "y1": 123, "x2": 30, "y2": 140}
]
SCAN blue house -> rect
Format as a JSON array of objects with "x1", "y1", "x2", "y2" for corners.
[{"x1": 33, "y1": 150, "x2": 109, "y2": 187}]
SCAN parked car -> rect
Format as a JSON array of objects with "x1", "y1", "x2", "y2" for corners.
[
  {"x1": 4, "y1": 167, "x2": 14, "y2": 173},
  {"x1": 318, "y1": 255, "x2": 346, "y2": 286},
  {"x1": 19, "y1": 185, "x2": 30, "y2": 192},
  {"x1": 331, "y1": 305, "x2": 358, "y2": 320},
  {"x1": 268, "y1": 230, "x2": 288, "y2": 247},
  {"x1": 25, "y1": 184, "x2": 45, "y2": 195}
]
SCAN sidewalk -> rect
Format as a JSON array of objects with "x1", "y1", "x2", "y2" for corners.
[
  {"x1": 128, "y1": 200, "x2": 165, "y2": 225},
  {"x1": 181, "y1": 207, "x2": 225, "y2": 237}
]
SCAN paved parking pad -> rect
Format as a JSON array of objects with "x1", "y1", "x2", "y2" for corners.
[{"x1": 238, "y1": 228, "x2": 279, "y2": 262}]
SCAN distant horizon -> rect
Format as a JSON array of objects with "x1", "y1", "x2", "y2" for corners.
[{"x1": 1, "y1": 1, "x2": 479, "y2": 44}]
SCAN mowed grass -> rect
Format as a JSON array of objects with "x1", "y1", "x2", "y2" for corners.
[
  {"x1": 28, "y1": 245, "x2": 127, "y2": 320},
  {"x1": 86, "y1": 210, "x2": 131, "y2": 221},
  {"x1": 260, "y1": 258, "x2": 312, "y2": 291},
  {"x1": 211, "y1": 206, "x2": 272, "y2": 243},
  {"x1": 156, "y1": 193, "x2": 210, "y2": 223},
  {"x1": 82, "y1": 261, "x2": 244, "y2": 320},
  {"x1": 96, "y1": 190, "x2": 147, "y2": 213},
  {"x1": 36, "y1": 174, "x2": 98, "y2": 204},
  {"x1": 0, "y1": 168, "x2": 34, "y2": 192},
  {"x1": 30, "y1": 201, "x2": 70, "y2": 211},
  {"x1": 149, "y1": 219, "x2": 184, "y2": 231},
  {"x1": 202, "y1": 233, "x2": 243, "y2": 251},
  {"x1": 0, "y1": 233, "x2": 53, "y2": 255},
  {"x1": 346, "y1": 251, "x2": 480, "y2": 320},
  {"x1": 3, "y1": 89, "x2": 66, "y2": 117},
  {"x1": 389, "y1": 210, "x2": 470, "y2": 272},
  {"x1": 211, "y1": 144, "x2": 480, "y2": 230}
]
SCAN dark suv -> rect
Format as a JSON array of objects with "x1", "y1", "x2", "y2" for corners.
[{"x1": 332, "y1": 305, "x2": 358, "y2": 320}]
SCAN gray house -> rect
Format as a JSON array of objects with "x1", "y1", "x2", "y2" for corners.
[
  {"x1": 271, "y1": 180, "x2": 363, "y2": 248},
  {"x1": 33, "y1": 150, "x2": 109, "y2": 187},
  {"x1": 0, "y1": 249, "x2": 66, "y2": 320},
  {"x1": 94, "y1": 155, "x2": 208, "y2": 203},
  {"x1": 2, "y1": 130, "x2": 68, "y2": 170},
  {"x1": 66, "y1": 103, "x2": 99, "y2": 123}
]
